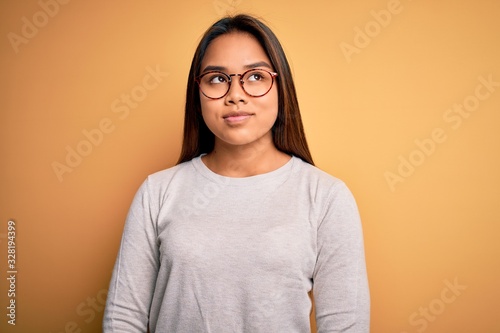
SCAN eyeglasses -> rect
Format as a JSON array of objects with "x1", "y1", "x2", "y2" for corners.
[{"x1": 195, "y1": 69, "x2": 278, "y2": 100}]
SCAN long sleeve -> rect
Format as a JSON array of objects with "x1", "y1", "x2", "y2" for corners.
[
  {"x1": 313, "y1": 182, "x2": 370, "y2": 333},
  {"x1": 103, "y1": 179, "x2": 160, "y2": 332}
]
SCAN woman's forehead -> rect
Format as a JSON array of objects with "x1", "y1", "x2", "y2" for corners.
[{"x1": 201, "y1": 32, "x2": 272, "y2": 72}]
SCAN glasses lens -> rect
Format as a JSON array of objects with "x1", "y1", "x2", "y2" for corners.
[
  {"x1": 242, "y1": 69, "x2": 274, "y2": 97},
  {"x1": 199, "y1": 72, "x2": 230, "y2": 99}
]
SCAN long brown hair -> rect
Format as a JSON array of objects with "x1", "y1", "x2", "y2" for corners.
[{"x1": 177, "y1": 14, "x2": 314, "y2": 165}]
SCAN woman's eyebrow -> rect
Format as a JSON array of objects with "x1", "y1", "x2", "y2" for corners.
[
  {"x1": 243, "y1": 61, "x2": 273, "y2": 70},
  {"x1": 201, "y1": 65, "x2": 226, "y2": 73},
  {"x1": 201, "y1": 61, "x2": 273, "y2": 73}
]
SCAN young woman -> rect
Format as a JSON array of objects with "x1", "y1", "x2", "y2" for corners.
[{"x1": 104, "y1": 14, "x2": 370, "y2": 333}]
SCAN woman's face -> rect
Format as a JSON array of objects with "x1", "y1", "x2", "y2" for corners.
[{"x1": 199, "y1": 32, "x2": 279, "y2": 150}]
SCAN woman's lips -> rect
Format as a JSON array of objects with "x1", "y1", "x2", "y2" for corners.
[{"x1": 223, "y1": 111, "x2": 253, "y2": 123}]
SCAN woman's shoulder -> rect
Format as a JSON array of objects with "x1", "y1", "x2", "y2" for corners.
[
  {"x1": 144, "y1": 157, "x2": 198, "y2": 187},
  {"x1": 294, "y1": 157, "x2": 345, "y2": 188},
  {"x1": 293, "y1": 157, "x2": 358, "y2": 203}
]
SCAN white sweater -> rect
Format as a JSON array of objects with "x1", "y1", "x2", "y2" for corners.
[{"x1": 103, "y1": 155, "x2": 370, "y2": 332}]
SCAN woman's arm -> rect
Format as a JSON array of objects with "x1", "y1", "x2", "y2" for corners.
[
  {"x1": 313, "y1": 182, "x2": 370, "y2": 333},
  {"x1": 103, "y1": 179, "x2": 160, "y2": 332}
]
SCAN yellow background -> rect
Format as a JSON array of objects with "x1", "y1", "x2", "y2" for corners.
[{"x1": 1, "y1": 0, "x2": 499, "y2": 332}]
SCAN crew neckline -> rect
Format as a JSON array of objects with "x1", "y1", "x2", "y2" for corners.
[{"x1": 191, "y1": 154, "x2": 298, "y2": 188}]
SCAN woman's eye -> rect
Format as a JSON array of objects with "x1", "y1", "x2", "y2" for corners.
[
  {"x1": 248, "y1": 73, "x2": 263, "y2": 81},
  {"x1": 208, "y1": 75, "x2": 227, "y2": 84}
]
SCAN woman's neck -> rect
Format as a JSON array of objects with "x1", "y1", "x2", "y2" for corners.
[{"x1": 201, "y1": 139, "x2": 291, "y2": 177}]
